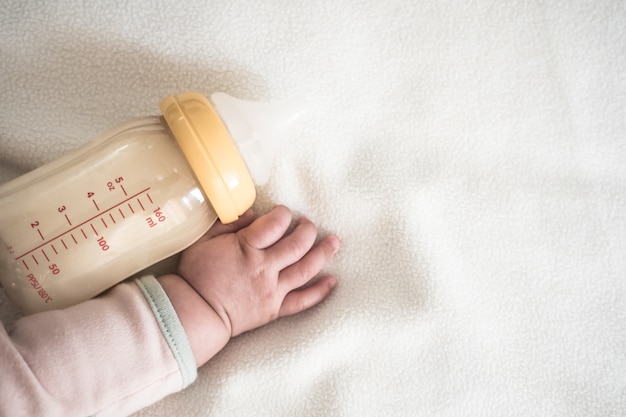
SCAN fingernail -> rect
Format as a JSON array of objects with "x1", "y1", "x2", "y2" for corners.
[
  {"x1": 329, "y1": 235, "x2": 341, "y2": 254},
  {"x1": 328, "y1": 276, "x2": 338, "y2": 289}
]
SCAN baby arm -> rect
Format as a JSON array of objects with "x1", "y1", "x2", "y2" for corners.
[
  {"x1": 1, "y1": 278, "x2": 197, "y2": 417},
  {"x1": 159, "y1": 205, "x2": 340, "y2": 366},
  {"x1": 0, "y1": 205, "x2": 338, "y2": 417}
]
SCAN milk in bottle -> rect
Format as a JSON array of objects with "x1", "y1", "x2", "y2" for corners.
[{"x1": 0, "y1": 92, "x2": 306, "y2": 313}]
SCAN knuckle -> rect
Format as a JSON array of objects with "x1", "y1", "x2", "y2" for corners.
[{"x1": 285, "y1": 239, "x2": 306, "y2": 263}]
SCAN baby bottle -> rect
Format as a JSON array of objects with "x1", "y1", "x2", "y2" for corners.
[{"x1": 0, "y1": 92, "x2": 306, "y2": 314}]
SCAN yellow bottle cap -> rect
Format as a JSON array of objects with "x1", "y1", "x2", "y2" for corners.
[{"x1": 159, "y1": 92, "x2": 255, "y2": 224}]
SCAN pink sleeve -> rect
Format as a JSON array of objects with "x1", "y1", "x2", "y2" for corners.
[{"x1": 0, "y1": 275, "x2": 197, "y2": 417}]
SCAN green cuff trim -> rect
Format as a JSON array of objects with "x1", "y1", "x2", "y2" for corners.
[{"x1": 135, "y1": 275, "x2": 197, "y2": 388}]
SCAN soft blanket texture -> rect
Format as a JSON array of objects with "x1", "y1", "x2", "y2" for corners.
[{"x1": 1, "y1": 1, "x2": 625, "y2": 416}]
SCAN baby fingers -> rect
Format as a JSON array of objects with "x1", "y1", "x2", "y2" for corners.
[
  {"x1": 278, "y1": 234, "x2": 340, "y2": 293},
  {"x1": 278, "y1": 275, "x2": 337, "y2": 317},
  {"x1": 239, "y1": 205, "x2": 292, "y2": 249},
  {"x1": 267, "y1": 216, "x2": 318, "y2": 271}
]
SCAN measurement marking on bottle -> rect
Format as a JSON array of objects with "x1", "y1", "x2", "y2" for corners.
[
  {"x1": 137, "y1": 198, "x2": 145, "y2": 211},
  {"x1": 81, "y1": 229, "x2": 88, "y2": 239},
  {"x1": 147, "y1": 193, "x2": 153, "y2": 204},
  {"x1": 121, "y1": 184, "x2": 128, "y2": 196},
  {"x1": 101, "y1": 218, "x2": 108, "y2": 228},
  {"x1": 37, "y1": 229, "x2": 44, "y2": 240},
  {"x1": 32, "y1": 254, "x2": 38, "y2": 265},
  {"x1": 93, "y1": 200, "x2": 100, "y2": 211},
  {"x1": 42, "y1": 249, "x2": 49, "y2": 262},
  {"x1": 23, "y1": 260, "x2": 29, "y2": 270},
  {"x1": 128, "y1": 203, "x2": 135, "y2": 214},
  {"x1": 65, "y1": 214, "x2": 72, "y2": 226},
  {"x1": 109, "y1": 213, "x2": 116, "y2": 224},
  {"x1": 15, "y1": 187, "x2": 151, "y2": 261},
  {"x1": 51, "y1": 244, "x2": 58, "y2": 254}
]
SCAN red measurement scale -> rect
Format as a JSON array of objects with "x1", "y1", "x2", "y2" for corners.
[{"x1": 15, "y1": 187, "x2": 154, "y2": 272}]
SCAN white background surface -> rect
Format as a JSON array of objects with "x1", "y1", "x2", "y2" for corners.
[{"x1": 1, "y1": 1, "x2": 625, "y2": 416}]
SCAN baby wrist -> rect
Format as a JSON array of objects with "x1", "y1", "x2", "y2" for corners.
[{"x1": 157, "y1": 274, "x2": 231, "y2": 367}]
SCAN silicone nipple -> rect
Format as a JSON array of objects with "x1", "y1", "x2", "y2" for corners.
[{"x1": 210, "y1": 92, "x2": 308, "y2": 185}]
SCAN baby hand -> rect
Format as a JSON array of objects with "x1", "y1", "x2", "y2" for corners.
[{"x1": 177, "y1": 205, "x2": 340, "y2": 337}]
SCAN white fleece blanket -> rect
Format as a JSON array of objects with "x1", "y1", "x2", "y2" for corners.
[{"x1": 1, "y1": 1, "x2": 625, "y2": 416}]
